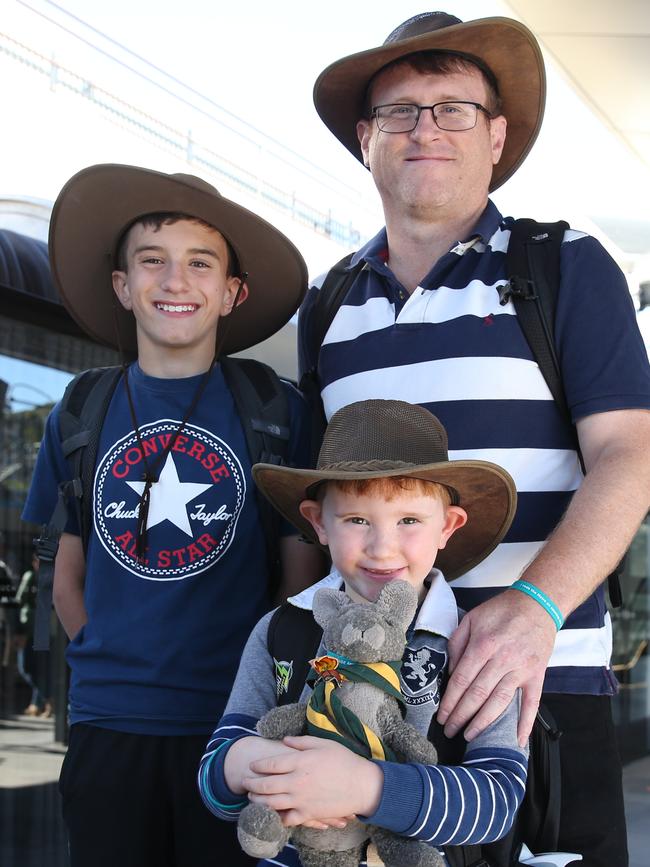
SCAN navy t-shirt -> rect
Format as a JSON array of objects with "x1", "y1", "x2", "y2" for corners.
[{"x1": 23, "y1": 362, "x2": 310, "y2": 734}]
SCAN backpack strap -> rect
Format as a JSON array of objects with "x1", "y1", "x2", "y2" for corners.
[
  {"x1": 517, "y1": 704, "x2": 562, "y2": 856},
  {"x1": 299, "y1": 253, "x2": 365, "y2": 461},
  {"x1": 500, "y1": 218, "x2": 623, "y2": 608},
  {"x1": 266, "y1": 602, "x2": 323, "y2": 705},
  {"x1": 33, "y1": 367, "x2": 122, "y2": 650},
  {"x1": 500, "y1": 219, "x2": 571, "y2": 424},
  {"x1": 220, "y1": 356, "x2": 291, "y2": 590}
]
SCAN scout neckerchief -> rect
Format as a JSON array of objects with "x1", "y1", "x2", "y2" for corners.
[{"x1": 306, "y1": 651, "x2": 404, "y2": 762}]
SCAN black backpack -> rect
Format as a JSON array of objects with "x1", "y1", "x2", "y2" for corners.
[
  {"x1": 33, "y1": 356, "x2": 292, "y2": 650},
  {"x1": 267, "y1": 603, "x2": 562, "y2": 867},
  {"x1": 298, "y1": 218, "x2": 622, "y2": 608}
]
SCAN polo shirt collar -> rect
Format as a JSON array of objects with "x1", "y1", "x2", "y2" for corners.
[{"x1": 350, "y1": 198, "x2": 504, "y2": 270}]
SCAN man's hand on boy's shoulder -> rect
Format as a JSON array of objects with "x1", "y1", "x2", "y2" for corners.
[
  {"x1": 243, "y1": 735, "x2": 383, "y2": 827},
  {"x1": 437, "y1": 591, "x2": 556, "y2": 747}
]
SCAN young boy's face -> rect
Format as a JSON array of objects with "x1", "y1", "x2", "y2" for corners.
[
  {"x1": 300, "y1": 484, "x2": 467, "y2": 604},
  {"x1": 111, "y1": 219, "x2": 247, "y2": 374}
]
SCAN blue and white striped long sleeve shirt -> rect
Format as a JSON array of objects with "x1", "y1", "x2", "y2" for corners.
[{"x1": 198, "y1": 574, "x2": 527, "y2": 865}]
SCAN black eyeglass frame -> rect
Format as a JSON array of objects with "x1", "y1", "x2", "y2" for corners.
[{"x1": 371, "y1": 101, "x2": 494, "y2": 133}]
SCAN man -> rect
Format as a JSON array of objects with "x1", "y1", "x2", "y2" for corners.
[
  {"x1": 23, "y1": 164, "x2": 321, "y2": 867},
  {"x1": 298, "y1": 13, "x2": 650, "y2": 867}
]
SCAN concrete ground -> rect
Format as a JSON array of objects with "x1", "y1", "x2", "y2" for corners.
[{"x1": 1, "y1": 714, "x2": 649, "y2": 866}]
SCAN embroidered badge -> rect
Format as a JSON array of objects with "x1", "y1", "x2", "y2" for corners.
[
  {"x1": 309, "y1": 654, "x2": 346, "y2": 684},
  {"x1": 401, "y1": 644, "x2": 447, "y2": 707},
  {"x1": 274, "y1": 658, "x2": 294, "y2": 699}
]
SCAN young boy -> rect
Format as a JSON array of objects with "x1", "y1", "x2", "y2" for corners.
[
  {"x1": 22, "y1": 164, "x2": 322, "y2": 867},
  {"x1": 199, "y1": 399, "x2": 527, "y2": 866}
]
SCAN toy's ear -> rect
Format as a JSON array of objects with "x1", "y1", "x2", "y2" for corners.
[
  {"x1": 313, "y1": 588, "x2": 351, "y2": 629},
  {"x1": 376, "y1": 580, "x2": 418, "y2": 630}
]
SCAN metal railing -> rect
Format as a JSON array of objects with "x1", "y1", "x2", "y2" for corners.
[{"x1": 0, "y1": 31, "x2": 362, "y2": 248}]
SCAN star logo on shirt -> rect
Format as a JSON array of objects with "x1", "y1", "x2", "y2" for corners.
[
  {"x1": 95, "y1": 420, "x2": 245, "y2": 580},
  {"x1": 126, "y1": 453, "x2": 212, "y2": 537}
]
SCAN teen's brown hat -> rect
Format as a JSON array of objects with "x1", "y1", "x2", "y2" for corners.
[
  {"x1": 313, "y1": 12, "x2": 545, "y2": 191},
  {"x1": 253, "y1": 399, "x2": 516, "y2": 580},
  {"x1": 48, "y1": 164, "x2": 308, "y2": 355}
]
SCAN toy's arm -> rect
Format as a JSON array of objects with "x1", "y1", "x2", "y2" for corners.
[
  {"x1": 383, "y1": 719, "x2": 438, "y2": 765},
  {"x1": 257, "y1": 702, "x2": 308, "y2": 739}
]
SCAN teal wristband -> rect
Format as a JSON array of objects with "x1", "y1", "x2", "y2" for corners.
[{"x1": 511, "y1": 580, "x2": 564, "y2": 631}]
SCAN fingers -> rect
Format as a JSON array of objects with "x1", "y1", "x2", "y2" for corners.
[
  {"x1": 299, "y1": 817, "x2": 350, "y2": 830},
  {"x1": 244, "y1": 771, "x2": 292, "y2": 797},
  {"x1": 248, "y1": 752, "x2": 298, "y2": 776},
  {"x1": 441, "y1": 661, "x2": 519, "y2": 739},
  {"x1": 282, "y1": 735, "x2": 325, "y2": 750},
  {"x1": 461, "y1": 672, "x2": 521, "y2": 740},
  {"x1": 437, "y1": 636, "x2": 488, "y2": 726}
]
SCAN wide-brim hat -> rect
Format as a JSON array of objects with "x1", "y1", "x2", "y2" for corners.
[
  {"x1": 313, "y1": 12, "x2": 545, "y2": 191},
  {"x1": 253, "y1": 400, "x2": 516, "y2": 580},
  {"x1": 48, "y1": 164, "x2": 308, "y2": 355}
]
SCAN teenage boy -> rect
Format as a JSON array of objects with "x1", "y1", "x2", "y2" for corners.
[
  {"x1": 22, "y1": 164, "x2": 322, "y2": 867},
  {"x1": 199, "y1": 399, "x2": 527, "y2": 867}
]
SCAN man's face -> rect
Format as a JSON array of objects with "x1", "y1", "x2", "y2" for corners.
[
  {"x1": 356, "y1": 64, "x2": 507, "y2": 222},
  {"x1": 112, "y1": 219, "x2": 247, "y2": 374}
]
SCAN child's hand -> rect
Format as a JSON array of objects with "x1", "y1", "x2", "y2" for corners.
[
  {"x1": 224, "y1": 736, "x2": 299, "y2": 795},
  {"x1": 292, "y1": 815, "x2": 355, "y2": 831},
  {"x1": 243, "y1": 735, "x2": 383, "y2": 826}
]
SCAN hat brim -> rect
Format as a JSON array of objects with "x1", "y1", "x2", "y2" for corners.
[
  {"x1": 253, "y1": 459, "x2": 517, "y2": 580},
  {"x1": 313, "y1": 16, "x2": 545, "y2": 191},
  {"x1": 49, "y1": 164, "x2": 308, "y2": 355}
]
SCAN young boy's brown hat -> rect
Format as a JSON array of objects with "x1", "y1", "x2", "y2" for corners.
[{"x1": 253, "y1": 399, "x2": 517, "y2": 580}]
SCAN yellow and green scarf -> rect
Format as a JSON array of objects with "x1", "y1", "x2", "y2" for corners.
[{"x1": 306, "y1": 651, "x2": 403, "y2": 762}]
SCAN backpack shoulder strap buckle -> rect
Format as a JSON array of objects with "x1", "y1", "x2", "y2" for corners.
[{"x1": 498, "y1": 276, "x2": 537, "y2": 306}]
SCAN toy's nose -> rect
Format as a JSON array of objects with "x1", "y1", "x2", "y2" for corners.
[{"x1": 341, "y1": 622, "x2": 385, "y2": 649}]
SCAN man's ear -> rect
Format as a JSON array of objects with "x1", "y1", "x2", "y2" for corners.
[
  {"x1": 112, "y1": 271, "x2": 132, "y2": 311},
  {"x1": 437, "y1": 506, "x2": 468, "y2": 550},
  {"x1": 490, "y1": 115, "x2": 507, "y2": 166},
  {"x1": 220, "y1": 277, "x2": 249, "y2": 316},
  {"x1": 299, "y1": 499, "x2": 327, "y2": 546},
  {"x1": 356, "y1": 119, "x2": 372, "y2": 169}
]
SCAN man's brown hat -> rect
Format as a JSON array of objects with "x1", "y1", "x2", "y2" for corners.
[
  {"x1": 49, "y1": 164, "x2": 308, "y2": 354},
  {"x1": 253, "y1": 399, "x2": 517, "y2": 580},
  {"x1": 313, "y1": 12, "x2": 545, "y2": 191}
]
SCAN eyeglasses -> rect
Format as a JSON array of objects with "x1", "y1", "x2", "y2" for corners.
[{"x1": 371, "y1": 101, "x2": 493, "y2": 134}]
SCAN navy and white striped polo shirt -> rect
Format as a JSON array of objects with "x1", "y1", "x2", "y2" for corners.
[{"x1": 298, "y1": 200, "x2": 650, "y2": 695}]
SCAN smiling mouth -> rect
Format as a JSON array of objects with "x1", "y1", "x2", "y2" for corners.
[
  {"x1": 362, "y1": 567, "x2": 405, "y2": 578},
  {"x1": 405, "y1": 155, "x2": 454, "y2": 162},
  {"x1": 154, "y1": 303, "x2": 198, "y2": 313}
]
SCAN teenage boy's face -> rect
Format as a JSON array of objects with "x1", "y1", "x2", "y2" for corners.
[
  {"x1": 112, "y1": 219, "x2": 247, "y2": 375},
  {"x1": 300, "y1": 485, "x2": 466, "y2": 604}
]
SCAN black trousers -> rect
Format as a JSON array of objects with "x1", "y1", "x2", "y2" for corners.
[
  {"x1": 59, "y1": 724, "x2": 256, "y2": 867},
  {"x1": 538, "y1": 693, "x2": 628, "y2": 867}
]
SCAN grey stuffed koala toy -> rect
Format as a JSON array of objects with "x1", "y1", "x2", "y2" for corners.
[{"x1": 237, "y1": 580, "x2": 445, "y2": 867}]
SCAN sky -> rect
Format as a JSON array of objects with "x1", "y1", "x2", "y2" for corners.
[
  {"x1": 2, "y1": 0, "x2": 650, "y2": 399},
  {"x1": 2, "y1": 0, "x2": 650, "y2": 269}
]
